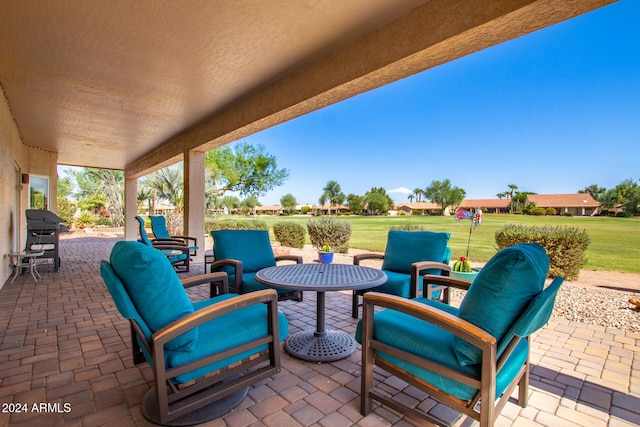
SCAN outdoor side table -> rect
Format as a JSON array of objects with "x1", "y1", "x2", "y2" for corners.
[
  {"x1": 7, "y1": 251, "x2": 45, "y2": 284},
  {"x1": 256, "y1": 263, "x2": 386, "y2": 362}
]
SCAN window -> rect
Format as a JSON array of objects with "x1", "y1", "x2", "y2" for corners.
[{"x1": 30, "y1": 175, "x2": 49, "y2": 210}]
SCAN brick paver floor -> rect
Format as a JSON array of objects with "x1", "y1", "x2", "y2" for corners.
[{"x1": 1, "y1": 235, "x2": 639, "y2": 426}]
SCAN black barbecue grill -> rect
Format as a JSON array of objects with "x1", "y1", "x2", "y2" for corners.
[{"x1": 25, "y1": 209, "x2": 68, "y2": 271}]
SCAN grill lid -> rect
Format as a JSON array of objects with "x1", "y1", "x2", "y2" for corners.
[{"x1": 26, "y1": 209, "x2": 67, "y2": 228}]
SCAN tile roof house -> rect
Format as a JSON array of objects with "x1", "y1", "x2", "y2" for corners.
[
  {"x1": 526, "y1": 194, "x2": 601, "y2": 216},
  {"x1": 394, "y1": 202, "x2": 442, "y2": 215},
  {"x1": 459, "y1": 199, "x2": 511, "y2": 214}
]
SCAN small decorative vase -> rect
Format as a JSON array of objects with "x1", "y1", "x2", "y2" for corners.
[{"x1": 318, "y1": 251, "x2": 334, "y2": 264}]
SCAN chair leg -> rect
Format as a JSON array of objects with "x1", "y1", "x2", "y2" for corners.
[
  {"x1": 519, "y1": 359, "x2": 530, "y2": 407},
  {"x1": 352, "y1": 291, "x2": 360, "y2": 319},
  {"x1": 360, "y1": 302, "x2": 374, "y2": 415}
]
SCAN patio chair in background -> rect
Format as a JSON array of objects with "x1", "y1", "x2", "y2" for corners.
[
  {"x1": 209, "y1": 229, "x2": 304, "y2": 302},
  {"x1": 351, "y1": 230, "x2": 452, "y2": 318},
  {"x1": 357, "y1": 243, "x2": 563, "y2": 427},
  {"x1": 149, "y1": 215, "x2": 198, "y2": 257},
  {"x1": 135, "y1": 215, "x2": 190, "y2": 272},
  {"x1": 101, "y1": 240, "x2": 287, "y2": 425}
]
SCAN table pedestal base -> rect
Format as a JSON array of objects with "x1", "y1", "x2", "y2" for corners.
[{"x1": 285, "y1": 330, "x2": 356, "y2": 362}]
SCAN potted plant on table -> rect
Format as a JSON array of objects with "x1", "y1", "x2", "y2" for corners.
[
  {"x1": 450, "y1": 208, "x2": 483, "y2": 282},
  {"x1": 318, "y1": 242, "x2": 334, "y2": 264}
]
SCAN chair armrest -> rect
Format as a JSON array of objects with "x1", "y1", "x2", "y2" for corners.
[
  {"x1": 209, "y1": 259, "x2": 243, "y2": 293},
  {"x1": 353, "y1": 253, "x2": 384, "y2": 265},
  {"x1": 362, "y1": 291, "x2": 496, "y2": 352},
  {"x1": 150, "y1": 243, "x2": 190, "y2": 254},
  {"x1": 151, "y1": 237, "x2": 189, "y2": 245},
  {"x1": 181, "y1": 272, "x2": 229, "y2": 297},
  {"x1": 171, "y1": 235, "x2": 198, "y2": 246},
  {"x1": 409, "y1": 261, "x2": 451, "y2": 299},
  {"x1": 276, "y1": 255, "x2": 303, "y2": 263},
  {"x1": 421, "y1": 274, "x2": 472, "y2": 303}
]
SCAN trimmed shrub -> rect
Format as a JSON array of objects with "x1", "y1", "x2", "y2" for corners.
[
  {"x1": 545, "y1": 207, "x2": 557, "y2": 216},
  {"x1": 307, "y1": 217, "x2": 351, "y2": 253},
  {"x1": 531, "y1": 207, "x2": 546, "y2": 216},
  {"x1": 273, "y1": 221, "x2": 306, "y2": 248},
  {"x1": 205, "y1": 218, "x2": 268, "y2": 233},
  {"x1": 495, "y1": 224, "x2": 591, "y2": 280}
]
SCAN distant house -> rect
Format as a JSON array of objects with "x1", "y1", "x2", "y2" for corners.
[
  {"x1": 525, "y1": 194, "x2": 600, "y2": 216},
  {"x1": 314, "y1": 204, "x2": 349, "y2": 215},
  {"x1": 141, "y1": 203, "x2": 176, "y2": 216},
  {"x1": 458, "y1": 199, "x2": 511, "y2": 214},
  {"x1": 394, "y1": 202, "x2": 441, "y2": 215},
  {"x1": 255, "y1": 205, "x2": 284, "y2": 215}
]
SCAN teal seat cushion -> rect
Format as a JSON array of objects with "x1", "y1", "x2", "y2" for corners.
[
  {"x1": 212, "y1": 230, "x2": 276, "y2": 273},
  {"x1": 454, "y1": 243, "x2": 548, "y2": 366},
  {"x1": 355, "y1": 298, "x2": 528, "y2": 400},
  {"x1": 381, "y1": 230, "x2": 450, "y2": 273},
  {"x1": 166, "y1": 294, "x2": 289, "y2": 384},
  {"x1": 109, "y1": 241, "x2": 196, "y2": 351},
  {"x1": 375, "y1": 270, "x2": 446, "y2": 299},
  {"x1": 233, "y1": 272, "x2": 298, "y2": 296}
]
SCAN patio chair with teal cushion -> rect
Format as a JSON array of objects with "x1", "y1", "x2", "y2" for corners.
[
  {"x1": 149, "y1": 215, "x2": 198, "y2": 257},
  {"x1": 357, "y1": 243, "x2": 563, "y2": 427},
  {"x1": 351, "y1": 230, "x2": 452, "y2": 318},
  {"x1": 135, "y1": 215, "x2": 191, "y2": 272},
  {"x1": 209, "y1": 229, "x2": 304, "y2": 302},
  {"x1": 101, "y1": 240, "x2": 288, "y2": 425}
]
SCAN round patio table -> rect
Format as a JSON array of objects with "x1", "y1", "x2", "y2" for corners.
[
  {"x1": 7, "y1": 250, "x2": 45, "y2": 284},
  {"x1": 256, "y1": 263, "x2": 386, "y2": 362}
]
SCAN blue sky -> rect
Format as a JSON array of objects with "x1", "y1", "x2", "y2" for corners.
[{"x1": 241, "y1": 1, "x2": 639, "y2": 206}]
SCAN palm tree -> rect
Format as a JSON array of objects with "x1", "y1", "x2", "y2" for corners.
[
  {"x1": 407, "y1": 194, "x2": 414, "y2": 202},
  {"x1": 145, "y1": 165, "x2": 184, "y2": 212},
  {"x1": 320, "y1": 180, "x2": 345, "y2": 215},
  {"x1": 413, "y1": 188, "x2": 424, "y2": 203},
  {"x1": 507, "y1": 184, "x2": 519, "y2": 213}
]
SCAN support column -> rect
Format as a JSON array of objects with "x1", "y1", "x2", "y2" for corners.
[
  {"x1": 124, "y1": 176, "x2": 138, "y2": 241},
  {"x1": 184, "y1": 150, "x2": 205, "y2": 266}
]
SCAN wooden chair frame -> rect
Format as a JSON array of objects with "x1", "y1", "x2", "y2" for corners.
[
  {"x1": 134, "y1": 216, "x2": 191, "y2": 272},
  {"x1": 127, "y1": 273, "x2": 282, "y2": 424},
  {"x1": 149, "y1": 215, "x2": 199, "y2": 257},
  {"x1": 351, "y1": 252, "x2": 450, "y2": 318},
  {"x1": 360, "y1": 275, "x2": 532, "y2": 427},
  {"x1": 209, "y1": 255, "x2": 304, "y2": 302}
]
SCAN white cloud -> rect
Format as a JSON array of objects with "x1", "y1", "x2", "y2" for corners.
[{"x1": 388, "y1": 187, "x2": 413, "y2": 194}]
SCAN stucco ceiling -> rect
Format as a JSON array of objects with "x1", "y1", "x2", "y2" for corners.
[
  {"x1": 0, "y1": 0, "x2": 426, "y2": 170},
  {"x1": 0, "y1": 0, "x2": 615, "y2": 174}
]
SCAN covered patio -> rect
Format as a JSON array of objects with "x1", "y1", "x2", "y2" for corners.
[{"x1": 1, "y1": 234, "x2": 638, "y2": 426}]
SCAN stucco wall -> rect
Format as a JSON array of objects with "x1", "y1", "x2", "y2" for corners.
[
  {"x1": 0, "y1": 86, "x2": 58, "y2": 289},
  {"x1": 0, "y1": 85, "x2": 26, "y2": 288}
]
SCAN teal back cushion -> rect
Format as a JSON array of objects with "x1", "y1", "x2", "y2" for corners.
[
  {"x1": 135, "y1": 216, "x2": 152, "y2": 245},
  {"x1": 454, "y1": 243, "x2": 549, "y2": 366},
  {"x1": 109, "y1": 240, "x2": 196, "y2": 351},
  {"x1": 212, "y1": 230, "x2": 276, "y2": 273},
  {"x1": 381, "y1": 230, "x2": 450, "y2": 273},
  {"x1": 150, "y1": 215, "x2": 170, "y2": 238}
]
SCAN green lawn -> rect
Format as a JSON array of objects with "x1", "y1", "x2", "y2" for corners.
[{"x1": 249, "y1": 214, "x2": 640, "y2": 273}]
